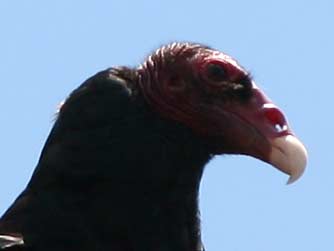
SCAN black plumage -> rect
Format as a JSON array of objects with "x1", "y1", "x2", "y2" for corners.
[{"x1": 0, "y1": 68, "x2": 210, "y2": 251}]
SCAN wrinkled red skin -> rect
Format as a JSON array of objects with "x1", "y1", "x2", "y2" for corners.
[{"x1": 138, "y1": 44, "x2": 291, "y2": 162}]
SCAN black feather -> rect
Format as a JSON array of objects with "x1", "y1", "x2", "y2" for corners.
[{"x1": 0, "y1": 69, "x2": 210, "y2": 251}]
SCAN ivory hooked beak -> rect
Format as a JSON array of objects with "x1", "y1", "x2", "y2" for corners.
[{"x1": 269, "y1": 135, "x2": 308, "y2": 184}]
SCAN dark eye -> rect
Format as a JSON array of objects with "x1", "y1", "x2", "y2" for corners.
[{"x1": 206, "y1": 63, "x2": 227, "y2": 82}]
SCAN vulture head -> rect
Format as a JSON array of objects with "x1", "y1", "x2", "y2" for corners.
[{"x1": 137, "y1": 43, "x2": 307, "y2": 183}]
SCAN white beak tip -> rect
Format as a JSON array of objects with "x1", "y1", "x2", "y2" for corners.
[{"x1": 270, "y1": 135, "x2": 308, "y2": 185}]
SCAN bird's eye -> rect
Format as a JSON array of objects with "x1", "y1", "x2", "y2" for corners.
[{"x1": 206, "y1": 63, "x2": 227, "y2": 82}]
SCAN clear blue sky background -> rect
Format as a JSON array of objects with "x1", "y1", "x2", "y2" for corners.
[{"x1": 0, "y1": 1, "x2": 332, "y2": 250}]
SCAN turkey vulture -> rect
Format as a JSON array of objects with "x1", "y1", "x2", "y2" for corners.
[{"x1": 0, "y1": 42, "x2": 307, "y2": 251}]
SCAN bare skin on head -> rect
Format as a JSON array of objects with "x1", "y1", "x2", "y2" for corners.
[{"x1": 138, "y1": 42, "x2": 307, "y2": 183}]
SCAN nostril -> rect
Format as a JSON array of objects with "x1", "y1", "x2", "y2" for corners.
[
  {"x1": 275, "y1": 124, "x2": 288, "y2": 133},
  {"x1": 263, "y1": 104, "x2": 288, "y2": 133}
]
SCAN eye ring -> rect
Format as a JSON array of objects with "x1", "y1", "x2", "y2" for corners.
[{"x1": 205, "y1": 62, "x2": 227, "y2": 82}]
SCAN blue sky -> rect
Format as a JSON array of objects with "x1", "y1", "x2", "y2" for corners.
[{"x1": 0, "y1": 1, "x2": 332, "y2": 250}]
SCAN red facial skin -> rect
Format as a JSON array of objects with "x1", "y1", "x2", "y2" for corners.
[{"x1": 137, "y1": 43, "x2": 292, "y2": 162}]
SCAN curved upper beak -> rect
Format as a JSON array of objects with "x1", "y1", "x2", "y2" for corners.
[
  {"x1": 269, "y1": 134, "x2": 307, "y2": 184},
  {"x1": 220, "y1": 82, "x2": 308, "y2": 184},
  {"x1": 248, "y1": 84, "x2": 308, "y2": 184}
]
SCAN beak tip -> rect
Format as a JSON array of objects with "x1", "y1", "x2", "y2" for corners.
[
  {"x1": 270, "y1": 134, "x2": 308, "y2": 184},
  {"x1": 286, "y1": 173, "x2": 302, "y2": 185}
]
